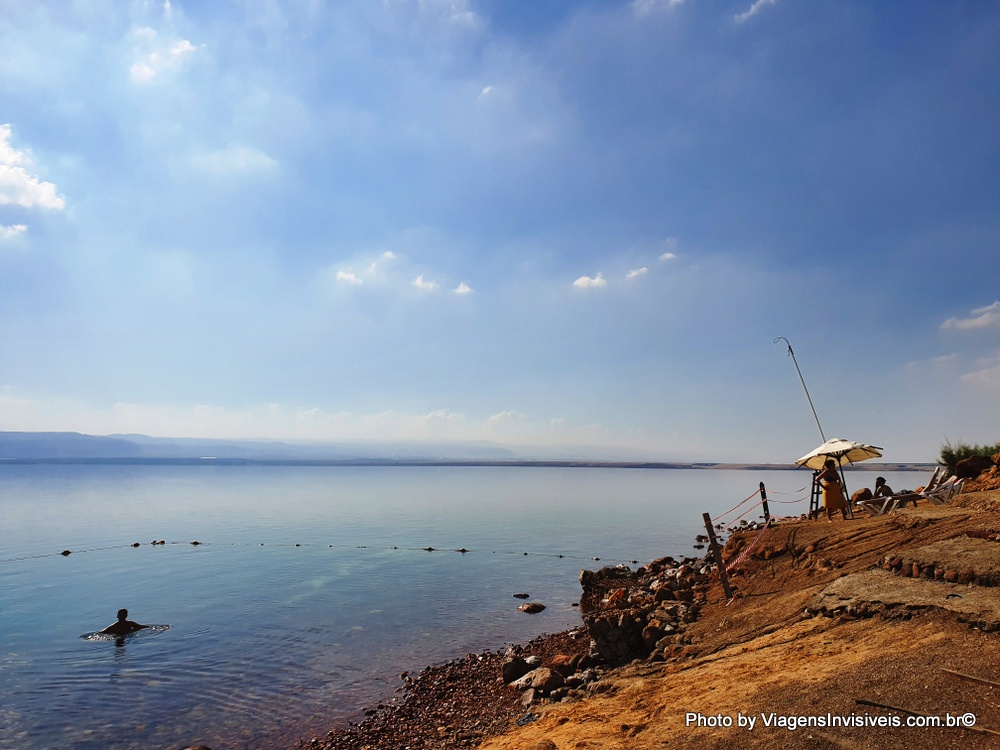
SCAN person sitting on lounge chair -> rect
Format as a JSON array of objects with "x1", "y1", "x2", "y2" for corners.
[{"x1": 873, "y1": 477, "x2": 894, "y2": 498}]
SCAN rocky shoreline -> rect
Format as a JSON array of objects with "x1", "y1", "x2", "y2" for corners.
[{"x1": 295, "y1": 629, "x2": 592, "y2": 750}]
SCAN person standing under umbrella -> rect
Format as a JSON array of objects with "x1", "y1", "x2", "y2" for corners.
[{"x1": 817, "y1": 458, "x2": 849, "y2": 522}]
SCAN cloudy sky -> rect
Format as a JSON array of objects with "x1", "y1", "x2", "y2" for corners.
[{"x1": 1, "y1": 0, "x2": 999, "y2": 462}]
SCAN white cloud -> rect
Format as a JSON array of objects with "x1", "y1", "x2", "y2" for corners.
[
  {"x1": 412, "y1": 274, "x2": 439, "y2": 291},
  {"x1": 734, "y1": 0, "x2": 778, "y2": 24},
  {"x1": 129, "y1": 27, "x2": 199, "y2": 83},
  {"x1": 940, "y1": 301, "x2": 1000, "y2": 331},
  {"x1": 0, "y1": 224, "x2": 28, "y2": 240},
  {"x1": 454, "y1": 282, "x2": 472, "y2": 294},
  {"x1": 336, "y1": 270, "x2": 363, "y2": 285},
  {"x1": 572, "y1": 272, "x2": 607, "y2": 288},
  {"x1": 0, "y1": 124, "x2": 65, "y2": 210},
  {"x1": 960, "y1": 356, "x2": 1000, "y2": 399},
  {"x1": 626, "y1": 267, "x2": 648, "y2": 280},
  {"x1": 368, "y1": 250, "x2": 397, "y2": 275},
  {"x1": 659, "y1": 252, "x2": 677, "y2": 261},
  {"x1": 487, "y1": 410, "x2": 525, "y2": 427}
]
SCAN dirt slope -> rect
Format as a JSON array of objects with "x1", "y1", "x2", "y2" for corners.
[{"x1": 478, "y1": 492, "x2": 1000, "y2": 750}]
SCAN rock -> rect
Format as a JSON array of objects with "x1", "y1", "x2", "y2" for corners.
[
  {"x1": 528, "y1": 741, "x2": 557, "y2": 750},
  {"x1": 519, "y1": 602, "x2": 546, "y2": 614},
  {"x1": 501, "y1": 656, "x2": 532, "y2": 684},
  {"x1": 549, "y1": 653, "x2": 580, "y2": 676},
  {"x1": 956, "y1": 455, "x2": 993, "y2": 478},
  {"x1": 529, "y1": 667, "x2": 565, "y2": 692},
  {"x1": 510, "y1": 671, "x2": 538, "y2": 691},
  {"x1": 524, "y1": 655, "x2": 542, "y2": 667},
  {"x1": 520, "y1": 687, "x2": 538, "y2": 707},
  {"x1": 512, "y1": 592, "x2": 530, "y2": 599}
]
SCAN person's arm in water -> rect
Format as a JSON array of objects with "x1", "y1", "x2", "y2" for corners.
[{"x1": 99, "y1": 619, "x2": 149, "y2": 635}]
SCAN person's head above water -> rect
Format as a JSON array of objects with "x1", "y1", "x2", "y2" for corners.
[{"x1": 116, "y1": 608, "x2": 129, "y2": 621}]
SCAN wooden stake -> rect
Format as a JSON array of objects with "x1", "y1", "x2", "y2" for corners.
[{"x1": 703, "y1": 512, "x2": 733, "y2": 600}]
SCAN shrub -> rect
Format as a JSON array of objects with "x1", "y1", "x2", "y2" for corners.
[{"x1": 939, "y1": 440, "x2": 1000, "y2": 474}]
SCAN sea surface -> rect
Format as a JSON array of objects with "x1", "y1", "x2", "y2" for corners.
[{"x1": 0, "y1": 464, "x2": 927, "y2": 750}]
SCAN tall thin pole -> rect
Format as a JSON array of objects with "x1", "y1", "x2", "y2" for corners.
[{"x1": 774, "y1": 337, "x2": 826, "y2": 442}]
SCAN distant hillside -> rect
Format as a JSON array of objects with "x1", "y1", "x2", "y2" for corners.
[
  {"x1": 0, "y1": 431, "x2": 142, "y2": 459},
  {"x1": 0, "y1": 431, "x2": 518, "y2": 462}
]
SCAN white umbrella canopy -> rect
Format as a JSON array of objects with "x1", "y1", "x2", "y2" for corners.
[{"x1": 795, "y1": 437, "x2": 883, "y2": 470}]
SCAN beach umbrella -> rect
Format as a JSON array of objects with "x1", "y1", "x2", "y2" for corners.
[{"x1": 795, "y1": 437, "x2": 883, "y2": 470}]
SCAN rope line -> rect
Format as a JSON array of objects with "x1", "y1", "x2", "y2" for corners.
[
  {"x1": 712, "y1": 488, "x2": 761, "y2": 523},
  {"x1": 724, "y1": 520, "x2": 772, "y2": 573},
  {"x1": 0, "y1": 541, "x2": 679, "y2": 568},
  {"x1": 726, "y1": 498, "x2": 766, "y2": 526}
]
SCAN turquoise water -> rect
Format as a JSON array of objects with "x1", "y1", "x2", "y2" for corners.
[{"x1": 0, "y1": 465, "x2": 924, "y2": 750}]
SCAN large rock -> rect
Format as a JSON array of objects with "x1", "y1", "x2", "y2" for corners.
[
  {"x1": 529, "y1": 667, "x2": 565, "y2": 692},
  {"x1": 501, "y1": 656, "x2": 532, "y2": 685},
  {"x1": 956, "y1": 455, "x2": 994, "y2": 479}
]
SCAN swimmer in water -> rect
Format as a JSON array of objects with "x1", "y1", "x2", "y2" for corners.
[{"x1": 99, "y1": 609, "x2": 150, "y2": 636}]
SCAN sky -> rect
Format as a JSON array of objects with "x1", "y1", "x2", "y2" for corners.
[{"x1": 1, "y1": 0, "x2": 999, "y2": 463}]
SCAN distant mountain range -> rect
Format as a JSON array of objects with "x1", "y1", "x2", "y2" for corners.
[
  {"x1": 0, "y1": 431, "x2": 516, "y2": 462},
  {"x1": 0, "y1": 431, "x2": 933, "y2": 470}
]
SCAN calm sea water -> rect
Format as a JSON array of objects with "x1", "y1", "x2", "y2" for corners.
[{"x1": 0, "y1": 464, "x2": 925, "y2": 750}]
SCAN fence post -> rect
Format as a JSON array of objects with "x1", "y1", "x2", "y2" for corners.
[
  {"x1": 702, "y1": 512, "x2": 733, "y2": 600},
  {"x1": 759, "y1": 482, "x2": 770, "y2": 522}
]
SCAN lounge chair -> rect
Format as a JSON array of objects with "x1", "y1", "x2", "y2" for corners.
[{"x1": 856, "y1": 470, "x2": 964, "y2": 515}]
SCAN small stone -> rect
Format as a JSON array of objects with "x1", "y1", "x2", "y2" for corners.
[{"x1": 519, "y1": 602, "x2": 546, "y2": 614}]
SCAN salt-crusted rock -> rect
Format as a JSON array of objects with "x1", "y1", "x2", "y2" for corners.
[{"x1": 518, "y1": 602, "x2": 546, "y2": 613}]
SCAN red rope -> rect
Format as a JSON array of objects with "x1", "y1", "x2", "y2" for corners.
[
  {"x1": 712, "y1": 488, "x2": 761, "y2": 523},
  {"x1": 727, "y1": 498, "x2": 765, "y2": 525},
  {"x1": 725, "y1": 520, "x2": 772, "y2": 573}
]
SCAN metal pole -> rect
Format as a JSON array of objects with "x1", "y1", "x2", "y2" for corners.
[
  {"x1": 703, "y1": 512, "x2": 733, "y2": 600},
  {"x1": 774, "y1": 337, "x2": 826, "y2": 442}
]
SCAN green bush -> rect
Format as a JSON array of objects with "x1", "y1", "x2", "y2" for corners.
[{"x1": 939, "y1": 440, "x2": 1000, "y2": 474}]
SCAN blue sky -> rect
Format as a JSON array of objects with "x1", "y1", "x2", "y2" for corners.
[{"x1": 1, "y1": 0, "x2": 999, "y2": 462}]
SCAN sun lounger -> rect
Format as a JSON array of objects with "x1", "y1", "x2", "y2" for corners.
[
  {"x1": 923, "y1": 476, "x2": 964, "y2": 505},
  {"x1": 856, "y1": 471, "x2": 965, "y2": 515}
]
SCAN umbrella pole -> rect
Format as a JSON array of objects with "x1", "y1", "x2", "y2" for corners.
[
  {"x1": 775, "y1": 337, "x2": 826, "y2": 442},
  {"x1": 838, "y1": 462, "x2": 855, "y2": 519}
]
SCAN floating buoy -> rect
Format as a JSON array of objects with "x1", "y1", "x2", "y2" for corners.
[
  {"x1": 423, "y1": 547, "x2": 435, "y2": 552},
  {"x1": 132, "y1": 542, "x2": 140, "y2": 548},
  {"x1": 190, "y1": 541, "x2": 201, "y2": 546},
  {"x1": 61, "y1": 549, "x2": 71, "y2": 556},
  {"x1": 457, "y1": 548, "x2": 468, "y2": 553}
]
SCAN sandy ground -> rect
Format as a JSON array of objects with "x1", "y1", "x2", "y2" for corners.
[{"x1": 474, "y1": 491, "x2": 1000, "y2": 750}]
